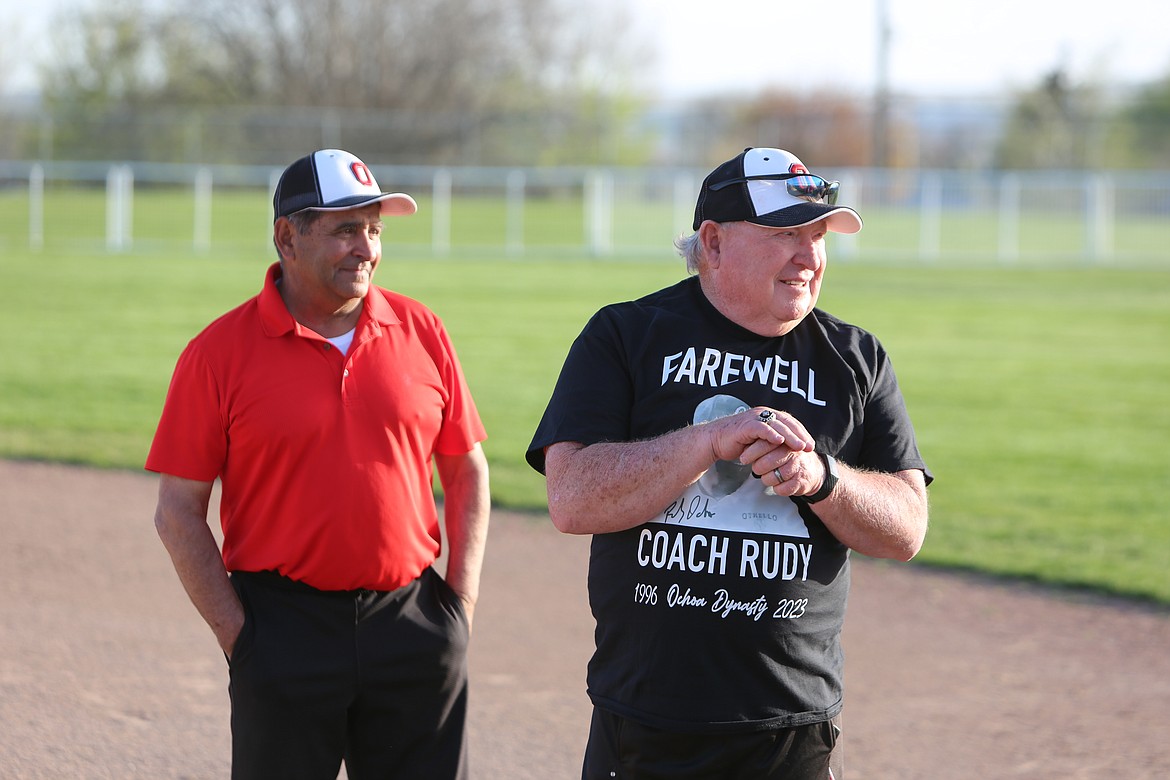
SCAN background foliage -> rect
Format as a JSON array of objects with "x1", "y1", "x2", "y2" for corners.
[{"x1": 2, "y1": 0, "x2": 1170, "y2": 168}]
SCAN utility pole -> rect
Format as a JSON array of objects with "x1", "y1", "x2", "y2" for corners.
[{"x1": 873, "y1": 0, "x2": 892, "y2": 167}]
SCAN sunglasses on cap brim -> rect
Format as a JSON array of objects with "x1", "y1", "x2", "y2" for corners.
[{"x1": 708, "y1": 173, "x2": 840, "y2": 206}]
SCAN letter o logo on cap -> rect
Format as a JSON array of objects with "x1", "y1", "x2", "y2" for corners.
[{"x1": 350, "y1": 162, "x2": 374, "y2": 187}]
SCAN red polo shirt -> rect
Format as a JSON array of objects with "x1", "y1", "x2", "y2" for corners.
[{"x1": 146, "y1": 263, "x2": 486, "y2": 591}]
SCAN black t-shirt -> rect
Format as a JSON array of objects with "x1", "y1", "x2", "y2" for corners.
[{"x1": 527, "y1": 276, "x2": 931, "y2": 733}]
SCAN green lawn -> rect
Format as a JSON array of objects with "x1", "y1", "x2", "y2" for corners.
[
  {"x1": 2, "y1": 245, "x2": 1168, "y2": 603},
  {"x1": 3, "y1": 178, "x2": 1169, "y2": 603},
  {"x1": 5, "y1": 184, "x2": 1168, "y2": 265},
  {"x1": 817, "y1": 266, "x2": 1170, "y2": 602}
]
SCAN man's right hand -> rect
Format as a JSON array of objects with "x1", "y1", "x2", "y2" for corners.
[{"x1": 706, "y1": 406, "x2": 815, "y2": 465}]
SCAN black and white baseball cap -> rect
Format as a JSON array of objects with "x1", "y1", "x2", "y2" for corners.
[
  {"x1": 692, "y1": 147, "x2": 862, "y2": 234},
  {"x1": 273, "y1": 149, "x2": 418, "y2": 222}
]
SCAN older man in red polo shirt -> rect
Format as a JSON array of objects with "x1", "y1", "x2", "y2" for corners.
[{"x1": 147, "y1": 149, "x2": 490, "y2": 780}]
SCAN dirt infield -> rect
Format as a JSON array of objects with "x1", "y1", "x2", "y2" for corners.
[{"x1": 2, "y1": 458, "x2": 1168, "y2": 779}]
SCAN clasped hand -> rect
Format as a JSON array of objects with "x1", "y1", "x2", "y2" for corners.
[{"x1": 707, "y1": 407, "x2": 824, "y2": 498}]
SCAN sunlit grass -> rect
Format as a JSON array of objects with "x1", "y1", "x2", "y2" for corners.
[{"x1": 2, "y1": 201, "x2": 1168, "y2": 602}]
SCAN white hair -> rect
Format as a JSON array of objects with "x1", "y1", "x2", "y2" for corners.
[{"x1": 674, "y1": 231, "x2": 703, "y2": 274}]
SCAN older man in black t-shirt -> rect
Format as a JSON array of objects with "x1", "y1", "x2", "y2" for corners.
[{"x1": 527, "y1": 147, "x2": 932, "y2": 780}]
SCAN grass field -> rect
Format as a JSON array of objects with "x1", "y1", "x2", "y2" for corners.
[
  {"x1": 2, "y1": 184, "x2": 1168, "y2": 604},
  {"x1": 4, "y1": 183, "x2": 1170, "y2": 265}
]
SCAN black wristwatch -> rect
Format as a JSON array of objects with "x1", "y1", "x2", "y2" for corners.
[{"x1": 802, "y1": 453, "x2": 839, "y2": 504}]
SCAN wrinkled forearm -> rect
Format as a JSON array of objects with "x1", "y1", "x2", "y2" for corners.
[
  {"x1": 436, "y1": 446, "x2": 491, "y2": 626},
  {"x1": 544, "y1": 428, "x2": 718, "y2": 535},
  {"x1": 812, "y1": 466, "x2": 928, "y2": 560},
  {"x1": 154, "y1": 475, "x2": 243, "y2": 654}
]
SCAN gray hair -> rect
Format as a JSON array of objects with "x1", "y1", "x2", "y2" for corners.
[
  {"x1": 274, "y1": 209, "x2": 324, "y2": 261},
  {"x1": 287, "y1": 209, "x2": 324, "y2": 235},
  {"x1": 675, "y1": 231, "x2": 703, "y2": 274}
]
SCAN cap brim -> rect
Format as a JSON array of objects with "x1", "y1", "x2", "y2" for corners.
[
  {"x1": 748, "y1": 203, "x2": 863, "y2": 234},
  {"x1": 307, "y1": 192, "x2": 418, "y2": 217}
]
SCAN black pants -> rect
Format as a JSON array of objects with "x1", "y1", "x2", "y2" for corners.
[
  {"x1": 227, "y1": 568, "x2": 470, "y2": 780},
  {"x1": 581, "y1": 707, "x2": 843, "y2": 780}
]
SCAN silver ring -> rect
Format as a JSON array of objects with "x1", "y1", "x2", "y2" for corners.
[
  {"x1": 758, "y1": 410, "x2": 773, "y2": 422},
  {"x1": 773, "y1": 468, "x2": 784, "y2": 482}
]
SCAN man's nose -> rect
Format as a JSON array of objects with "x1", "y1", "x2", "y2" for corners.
[
  {"x1": 354, "y1": 231, "x2": 379, "y2": 258},
  {"x1": 791, "y1": 237, "x2": 820, "y2": 268}
]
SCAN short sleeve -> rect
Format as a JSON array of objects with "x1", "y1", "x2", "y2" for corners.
[
  {"x1": 144, "y1": 342, "x2": 228, "y2": 481},
  {"x1": 525, "y1": 308, "x2": 634, "y2": 474}
]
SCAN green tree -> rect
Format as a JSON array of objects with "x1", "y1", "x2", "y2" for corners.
[
  {"x1": 685, "y1": 89, "x2": 874, "y2": 170},
  {"x1": 38, "y1": 0, "x2": 179, "y2": 160},
  {"x1": 36, "y1": 0, "x2": 648, "y2": 164},
  {"x1": 993, "y1": 69, "x2": 1108, "y2": 169},
  {"x1": 0, "y1": 9, "x2": 25, "y2": 158},
  {"x1": 1116, "y1": 74, "x2": 1170, "y2": 168}
]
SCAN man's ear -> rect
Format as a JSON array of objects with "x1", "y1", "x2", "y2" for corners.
[
  {"x1": 698, "y1": 220, "x2": 723, "y2": 269},
  {"x1": 273, "y1": 217, "x2": 297, "y2": 262}
]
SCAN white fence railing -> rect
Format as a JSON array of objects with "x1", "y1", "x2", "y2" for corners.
[{"x1": 2, "y1": 161, "x2": 1168, "y2": 266}]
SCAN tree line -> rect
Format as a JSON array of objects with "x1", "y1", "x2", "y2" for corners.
[{"x1": 2, "y1": 0, "x2": 1169, "y2": 169}]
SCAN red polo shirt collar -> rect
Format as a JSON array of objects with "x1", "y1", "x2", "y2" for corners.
[{"x1": 257, "y1": 262, "x2": 401, "y2": 339}]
